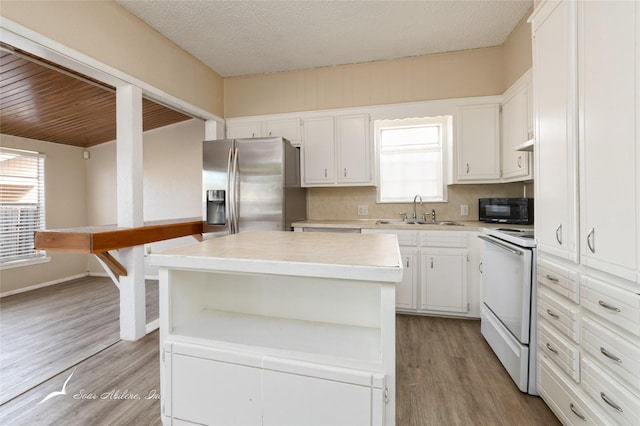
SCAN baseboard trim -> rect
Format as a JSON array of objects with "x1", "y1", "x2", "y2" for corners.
[
  {"x1": 0, "y1": 272, "x2": 90, "y2": 298},
  {"x1": 145, "y1": 318, "x2": 160, "y2": 334}
]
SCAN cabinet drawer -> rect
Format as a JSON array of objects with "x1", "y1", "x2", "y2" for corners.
[
  {"x1": 581, "y1": 275, "x2": 640, "y2": 337},
  {"x1": 582, "y1": 316, "x2": 640, "y2": 394},
  {"x1": 539, "y1": 319, "x2": 580, "y2": 383},
  {"x1": 538, "y1": 354, "x2": 607, "y2": 426},
  {"x1": 395, "y1": 230, "x2": 419, "y2": 246},
  {"x1": 421, "y1": 231, "x2": 466, "y2": 248},
  {"x1": 582, "y1": 357, "x2": 640, "y2": 425},
  {"x1": 538, "y1": 257, "x2": 579, "y2": 303},
  {"x1": 364, "y1": 229, "x2": 418, "y2": 246},
  {"x1": 538, "y1": 286, "x2": 581, "y2": 342}
]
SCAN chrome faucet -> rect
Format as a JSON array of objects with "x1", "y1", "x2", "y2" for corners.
[
  {"x1": 412, "y1": 194, "x2": 423, "y2": 220},
  {"x1": 422, "y1": 209, "x2": 436, "y2": 223}
]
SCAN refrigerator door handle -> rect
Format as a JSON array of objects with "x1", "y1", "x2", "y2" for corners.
[
  {"x1": 226, "y1": 147, "x2": 234, "y2": 233},
  {"x1": 231, "y1": 146, "x2": 240, "y2": 234}
]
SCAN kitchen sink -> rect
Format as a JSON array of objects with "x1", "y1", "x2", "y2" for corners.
[{"x1": 375, "y1": 219, "x2": 463, "y2": 226}]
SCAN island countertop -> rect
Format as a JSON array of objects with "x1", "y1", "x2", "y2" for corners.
[{"x1": 149, "y1": 230, "x2": 403, "y2": 282}]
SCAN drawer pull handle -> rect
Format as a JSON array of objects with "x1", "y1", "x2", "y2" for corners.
[
  {"x1": 600, "y1": 347, "x2": 622, "y2": 364},
  {"x1": 569, "y1": 403, "x2": 587, "y2": 421},
  {"x1": 545, "y1": 274, "x2": 560, "y2": 283},
  {"x1": 545, "y1": 342, "x2": 558, "y2": 354},
  {"x1": 600, "y1": 392, "x2": 623, "y2": 413},
  {"x1": 546, "y1": 309, "x2": 560, "y2": 319},
  {"x1": 555, "y1": 224, "x2": 563, "y2": 245},
  {"x1": 598, "y1": 300, "x2": 621, "y2": 312}
]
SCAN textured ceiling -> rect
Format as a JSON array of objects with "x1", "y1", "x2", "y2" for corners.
[{"x1": 117, "y1": 0, "x2": 533, "y2": 78}]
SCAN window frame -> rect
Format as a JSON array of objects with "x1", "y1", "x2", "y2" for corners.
[
  {"x1": 0, "y1": 147, "x2": 47, "y2": 268},
  {"x1": 374, "y1": 116, "x2": 451, "y2": 204}
]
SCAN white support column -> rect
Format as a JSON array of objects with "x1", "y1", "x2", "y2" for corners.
[
  {"x1": 205, "y1": 119, "x2": 222, "y2": 140},
  {"x1": 116, "y1": 85, "x2": 146, "y2": 341}
]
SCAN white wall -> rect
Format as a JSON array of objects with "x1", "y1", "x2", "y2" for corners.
[
  {"x1": 86, "y1": 118, "x2": 205, "y2": 274},
  {"x1": 0, "y1": 134, "x2": 89, "y2": 294}
]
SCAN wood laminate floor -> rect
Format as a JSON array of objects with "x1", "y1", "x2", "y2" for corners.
[
  {"x1": 0, "y1": 276, "x2": 159, "y2": 406},
  {"x1": 395, "y1": 314, "x2": 559, "y2": 426},
  {"x1": 0, "y1": 278, "x2": 559, "y2": 425}
]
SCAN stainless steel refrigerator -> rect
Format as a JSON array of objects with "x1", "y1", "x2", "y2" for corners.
[{"x1": 202, "y1": 137, "x2": 306, "y2": 237}]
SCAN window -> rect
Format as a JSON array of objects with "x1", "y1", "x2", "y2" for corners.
[
  {"x1": 0, "y1": 148, "x2": 46, "y2": 265},
  {"x1": 375, "y1": 116, "x2": 451, "y2": 203}
]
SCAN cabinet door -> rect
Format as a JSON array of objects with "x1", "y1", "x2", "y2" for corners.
[
  {"x1": 579, "y1": 0, "x2": 637, "y2": 282},
  {"x1": 262, "y1": 366, "x2": 383, "y2": 426},
  {"x1": 226, "y1": 121, "x2": 262, "y2": 139},
  {"x1": 168, "y1": 351, "x2": 262, "y2": 425},
  {"x1": 456, "y1": 104, "x2": 501, "y2": 181},
  {"x1": 421, "y1": 249, "x2": 468, "y2": 312},
  {"x1": 502, "y1": 87, "x2": 531, "y2": 180},
  {"x1": 302, "y1": 117, "x2": 335, "y2": 186},
  {"x1": 396, "y1": 246, "x2": 418, "y2": 310},
  {"x1": 265, "y1": 118, "x2": 302, "y2": 146},
  {"x1": 336, "y1": 114, "x2": 372, "y2": 185},
  {"x1": 532, "y1": 0, "x2": 578, "y2": 261}
]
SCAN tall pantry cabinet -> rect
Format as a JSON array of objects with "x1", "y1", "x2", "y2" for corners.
[{"x1": 532, "y1": 1, "x2": 640, "y2": 425}]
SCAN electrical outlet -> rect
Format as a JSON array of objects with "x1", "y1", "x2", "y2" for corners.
[
  {"x1": 460, "y1": 204, "x2": 469, "y2": 216},
  {"x1": 357, "y1": 205, "x2": 369, "y2": 216}
]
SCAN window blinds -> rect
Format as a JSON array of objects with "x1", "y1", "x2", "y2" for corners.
[{"x1": 0, "y1": 148, "x2": 45, "y2": 263}]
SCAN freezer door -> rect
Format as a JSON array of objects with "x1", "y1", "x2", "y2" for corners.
[
  {"x1": 203, "y1": 139, "x2": 233, "y2": 235},
  {"x1": 235, "y1": 137, "x2": 285, "y2": 231}
]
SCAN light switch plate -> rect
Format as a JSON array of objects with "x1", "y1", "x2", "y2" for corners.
[{"x1": 357, "y1": 205, "x2": 369, "y2": 216}]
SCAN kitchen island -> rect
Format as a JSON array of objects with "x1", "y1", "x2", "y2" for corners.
[{"x1": 150, "y1": 230, "x2": 402, "y2": 426}]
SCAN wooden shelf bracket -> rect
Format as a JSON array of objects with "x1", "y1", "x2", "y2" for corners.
[{"x1": 95, "y1": 251, "x2": 128, "y2": 284}]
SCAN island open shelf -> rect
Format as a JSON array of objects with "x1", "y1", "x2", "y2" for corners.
[{"x1": 150, "y1": 231, "x2": 402, "y2": 425}]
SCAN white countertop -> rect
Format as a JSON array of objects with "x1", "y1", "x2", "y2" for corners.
[
  {"x1": 293, "y1": 219, "x2": 534, "y2": 232},
  {"x1": 150, "y1": 230, "x2": 403, "y2": 282}
]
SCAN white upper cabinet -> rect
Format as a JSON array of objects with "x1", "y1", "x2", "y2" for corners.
[
  {"x1": 226, "y1": 118, "x2": 302, "y2": 146},
  {"x1": 533, "y1": 0, "x2": 578, "y2": 262},
  {"x1": 264, "y1": 118, "x2": 302, "y2": 146},
  {"x1": 455, "y1": 103, "x2": 501, "y2": 182},
  {"x1": 336, "y1": 114, "x2": 372, "y2": 184},
  {"x1": 302, "y1": 116, "x2": 335, "y2": 185},
  {"x1": 302, "y1": 114, "x2": 373, "y2": 187},
  {"x1": 501, "y1": 71, "x2": 533, "y2": 181},
  {"x1": 578, "y1": 0, "x2": 638, "y2": 281},
  {"x1": 226, "y1": 120, "x2": 262, "y2": 139}
]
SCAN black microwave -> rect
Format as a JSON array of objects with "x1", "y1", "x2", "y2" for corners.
[{"x1": 479, "y1": 198, "x2": 533, "y2": 224}]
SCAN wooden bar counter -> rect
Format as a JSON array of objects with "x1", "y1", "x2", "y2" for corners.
[{"x1": 34, "y1": 218, "x2": 203, "y2": 253}]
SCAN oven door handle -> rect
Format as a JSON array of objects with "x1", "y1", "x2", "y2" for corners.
[{"x1": 477, "y1": 235, "x2": 524, "y2": 256}]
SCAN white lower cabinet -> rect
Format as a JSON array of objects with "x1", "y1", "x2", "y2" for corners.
[
  {"x1": 165, "y1": 345, "x2": 263, "y2": 425},
  {"x1": 536, "y1": 252, "x2": 640, "y2": 426},
  {"x1": 420, "y1": 248, "x2": 467, "y2": 313},
  {"x1": 262, "y1": 360, "x2": 385, "y2": 426},
  {"x1": 396, "y1": 246, "x2": 418, "y2": 310},
  {"x1": 363, "y1": 229, "x2": 476, "y2": 317},
  {"x1": 164, "y1": 343, "x2": 385, "y2": 426},
  {"x1": 582, "y1": 357, "x2": 640, "y2": 426},
  {"x1": 538, "y1": 354, "x2": 605, "y2": 425}
]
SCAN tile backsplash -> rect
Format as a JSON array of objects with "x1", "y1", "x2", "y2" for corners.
[{"x1": 308, "y1": 182, "x2": 533, "y2": 221}]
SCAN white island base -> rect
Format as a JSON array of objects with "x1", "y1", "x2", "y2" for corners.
[{"x1": 150, "y1": 231, "x2": 402, "y2": 426}]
